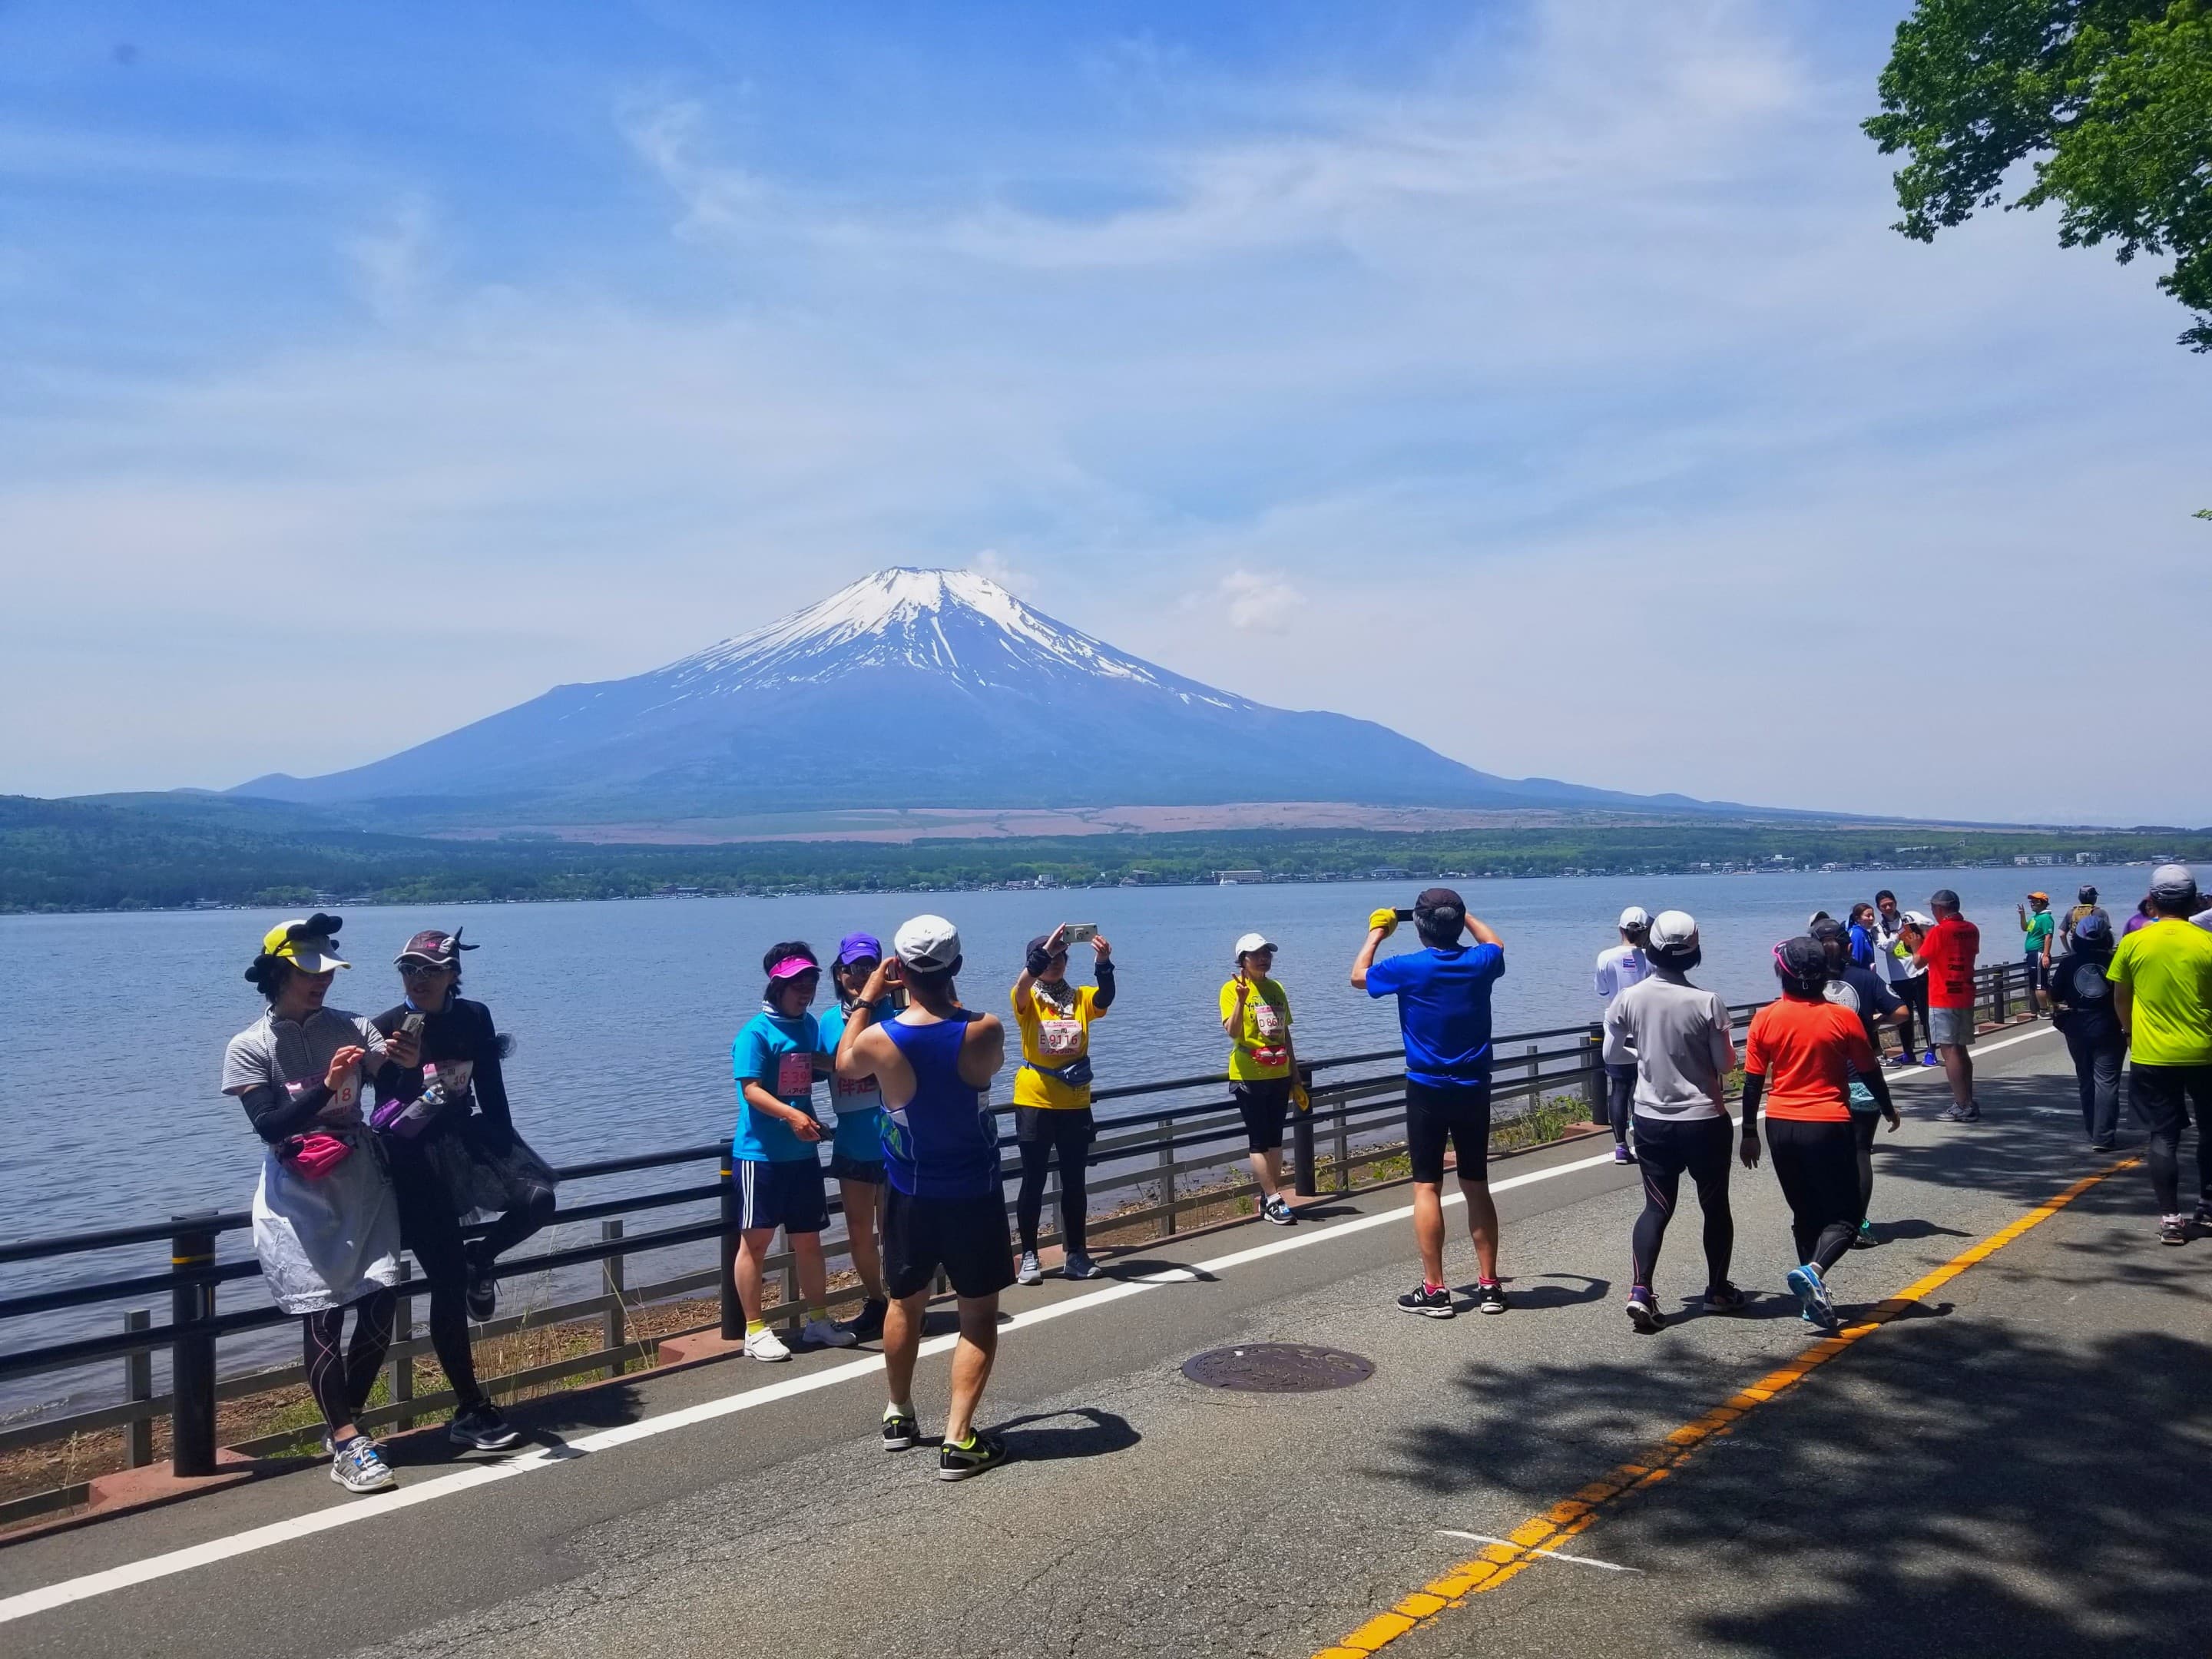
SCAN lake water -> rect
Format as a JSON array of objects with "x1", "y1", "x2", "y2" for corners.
[{"x1": 0, "y1": 863, "x2": 2163, "y2": 1412}]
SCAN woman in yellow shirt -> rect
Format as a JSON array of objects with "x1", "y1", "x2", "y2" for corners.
[
  {"x1": 1220, "y1": 932, "x2": 1304, "y2": 1227},
  {"x1": 1010, "y1": 925, "x2": 1115, "y2": 1283}
]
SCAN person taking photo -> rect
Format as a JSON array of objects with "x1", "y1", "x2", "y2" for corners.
[{"x1": 1009, "y1": 924, "x2": 1115, "y2": 1283}]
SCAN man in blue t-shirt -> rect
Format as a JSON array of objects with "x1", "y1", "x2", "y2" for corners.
[{"x1": 1353, "y1": 887, "x2": 1508, "y2": 1318}]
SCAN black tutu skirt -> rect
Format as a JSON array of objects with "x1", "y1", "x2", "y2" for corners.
[{"x1": 421, "y1": 1114, "x2": 559, "y2": 1220}]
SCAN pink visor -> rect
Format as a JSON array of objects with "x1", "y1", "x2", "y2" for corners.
[{"x1": 767, "y1": 956, "x2": 818, "y2": 982}]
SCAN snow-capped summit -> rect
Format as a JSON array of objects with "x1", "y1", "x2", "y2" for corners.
[
  {"x1": 232, "y1": 567, "x2": 1716, "y2": 825},
  {"x1": 651, "y1": 568, "x2": 1239, "y2": 708}
]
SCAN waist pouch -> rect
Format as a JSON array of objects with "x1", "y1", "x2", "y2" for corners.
[
  {"x1": 281, "y1": 1131, "x2": 353, "y2": 1179},
  {"x1": 1025, "y1": 1055, "x2": 1094, "y2": 1090},
  {"x1": 369, "y1": 1061, "x2": 454, "y2": 1140}
]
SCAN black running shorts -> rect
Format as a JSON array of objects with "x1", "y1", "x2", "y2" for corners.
[
  {"x1": 1405, "y1": 1078, "x2": 1492, "y2": 1185},
  {"x1": 882, "y1": 1186, "x2": 1016, "y2": 1301},
  {"x1": 1233, "y1": 1077, "x2": 1293, "y2": 1153}
]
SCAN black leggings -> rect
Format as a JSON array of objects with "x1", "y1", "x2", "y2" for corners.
[
  {"x1": 1894, "y1": 977, "x2": 1928, "y2": 1056},
  {"x1": 1603, "y1": 1064, "x2": 1635, "y2": 1147},
  {"x1": 1767, "y1": 1118, "x2": 1859, "y2": 1274},
  {"x1": 2130, "y1": 1062, "x2": 2212, "y2": 1216},
  {"x1": 1852, "y1": 1109, "x2": 1879, "y2": 1224},
  {"x1": 303, "y1": 1287, "x2": 397, "y2": 1435},
  {"x1": 475, "y1": 1189, "x2": 556, "y2": 1264},
  {"x1": 1628, "y1": 1116, "x2": 1733, "y2": 1293},
  {"x1": 1015, "y1": 1108, "x2": 1093, "y2": 1254}
]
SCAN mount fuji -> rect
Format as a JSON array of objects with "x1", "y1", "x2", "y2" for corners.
[{"x1": 232, "y1": 569, "x2": 1731, "y2": 826}]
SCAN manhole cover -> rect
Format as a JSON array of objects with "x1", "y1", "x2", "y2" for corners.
[{"x1": 1181, "y1": 1343, "x2": 1375, "y2": 1393}]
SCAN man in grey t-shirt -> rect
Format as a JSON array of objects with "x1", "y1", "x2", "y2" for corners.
[{"x1": 1601, "y1": 910, "x2": 1743, "y2": 1331}]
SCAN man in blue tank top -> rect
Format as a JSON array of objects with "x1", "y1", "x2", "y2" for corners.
[{"x1": 833, "y1": 913, "x2": 1015, "y2": 1481}]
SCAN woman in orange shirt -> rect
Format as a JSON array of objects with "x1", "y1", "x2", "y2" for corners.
[{"x1": 1740, "y1": 936, "x2": 1899, "y2": 1332}]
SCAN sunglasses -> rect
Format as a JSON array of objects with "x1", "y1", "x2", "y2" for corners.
[{"x1": 399, "y1": 960, "x2": 452, "y2": 977}]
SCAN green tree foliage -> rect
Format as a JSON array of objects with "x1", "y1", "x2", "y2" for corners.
[{"x1": 1866, "y1": 1, "x2": 2212, "y2": 349}]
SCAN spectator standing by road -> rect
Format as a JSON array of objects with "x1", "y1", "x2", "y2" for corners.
[
  {"x1": 221, "y1": 916, "x2": 403, "y2": 1495},
  {"x1": 1592, "y1": 907, "x2": 1652, "y2": 1166},
  {"x1": 1353, "y1": 889, "x2": 1509, "y2": 1318},
  {"x1": 1009, "y1": 925, "x2": 1115, "y2": 1284},
  {"x1": 2058, "y1": 885, "x2": 2110, "y2": 960},
  {"x1": 2048, "y1": 911, "x2": 2124, "y2": 1151},
  {"x1": 1220, "y1": 932, "x2": 1305, "y2": 1227},
  {"x1": 2018, "y1": 892, "x2": 2055, "y2": 1016},
  {"x1": 834, "y1": 915, "x2": 1017, "y2": 1479},
  {"x1": 1601, "y1": 910, "x2": 1744, "y2": 1332},
  {"x1": 1915, "y1": 890, "x2": 1983, "y2": 1122},
  {"x1": 1846, "y1": 903, "x2": 1879, "y2": 970},
  {"x1": 2106, "y1": 866, "x2": 2212, "y2": 1244},
  {"x1": 816, "y1": 933, "x2": 896, "y2": 1342},
  {"x1": 1873, "y1": 892, "x2": 1931, "y2": 1067}
]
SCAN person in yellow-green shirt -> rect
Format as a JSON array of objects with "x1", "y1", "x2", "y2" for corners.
[
  {"x1": 1220, "y1": 932, "x2": 1307, "y2": 1227},
  {"x1": 2106, "y1": 864, "x2": 2212, "y2": 1244},
  {"x1": 1009, "y1": 925, "x2": 1114, "y2": 1284}
]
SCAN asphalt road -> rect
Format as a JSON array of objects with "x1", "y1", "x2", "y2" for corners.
[{"x1": 2, "y1": 1021, "x2": 2204, "y2": 1659}]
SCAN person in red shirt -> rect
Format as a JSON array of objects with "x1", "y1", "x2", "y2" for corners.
[
  {"x1": 1740, "y1": 936, "x2": 1898, "y2": 1332},
  {"x1": 1912, "y1": 889, "x2": 1982, "y2": 1121}
]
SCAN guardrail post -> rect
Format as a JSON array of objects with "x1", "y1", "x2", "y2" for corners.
[
  {"x1": 389, "y1": 1257, "x2": 414, "y2": 1432},
  {"x1": 169, "y1": 1211, "x2": 219, "y2": 1478},
  {"x1": 718, "y1": 1161, "x2": 743, "y2": 1341},
  {"x1": 601, "y1": 1220, "x2": 626, "y2": 1369},
  {"x1": 1581, "y1": 1025, "x2": 1605, "y2": 1123},
  {"x1": 124, "y1": 1309, "x2": 153, "y2": 1468},
  {"x1": 1291, "y1": 1067, "x2": 1318, "y2": 1197},
  {"x1": 1333, "y1": 1097, "x2": 1351, "y2": 1194},
  {"x1": 1157, "y1": 1128, "x2": 1177, "y2": 1238},
  {"x1": 1993, "y1": 964, "x2": 2008, "y2": 1025}
]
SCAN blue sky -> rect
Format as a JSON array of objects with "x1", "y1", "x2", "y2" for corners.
[{"x1": 2, "y1": 2, "x2": 2204, "y2": 824}]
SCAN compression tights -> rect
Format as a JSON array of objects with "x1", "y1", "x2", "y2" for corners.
[
  {"x1": 1628, "y1": 1118, "x2": 1733, "y2": 1291},
  {"x1": 304, "y1": 1287, "x2": 398, "y2": 1435},
  {"x1": 1765, "y1": 1119, "x2": 1859, "y2": 1273},
  {"x1": 1016, "y1": 1119, "x2": 1091, "y2": 1255}
]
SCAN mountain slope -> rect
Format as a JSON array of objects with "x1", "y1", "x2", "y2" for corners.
[{"x1": 233, "y1": 568, "x2": 1734, "y2": 825}]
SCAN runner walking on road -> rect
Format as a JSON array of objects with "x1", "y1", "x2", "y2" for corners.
[
  {"x1": 730, "y1": 944, "x2": 857, "y2": 1361},
  {"x1": 835, "y1": 915, "x2": 1017, "y2": 1479},
  {"x1": 1739, "y1": 936, "x2": 1899, "y2": 1332},
  {"x1": 1811, "y1": 917, "x2": 1909, "y2": 1247},
  {"x1": 1601, "y1": 910, "x2": 1743, "y2": 1332},
  {"x1": 1593, "y1": 907, "x2": 1652, "y2": 1166},
  {"x1": 1220, "y1": 932, "x2": 1305, "y2": 1226},
  {"x1": 1353, "y1": 888, "x2": 1509, "y2": 1318},
  {"x1": 1915, "y1": 890, "x2": 1982, "y2": 1121},
  {"x1": 2048, "y1": 910, "x2": 2124, "y2": 1151},
  {"x1": 221, "y1": 916, "x2": 403, "y2": 1494},
  {"x1": 2105, "y1": 866, "x2": 2212, "y2": 1244},
  {"x1": 1010, "y1": 925, "x2": 1115, "y2": 1283},
  {"x1": 816, "y1": 933, "x2": 895, "y2": 1342}
]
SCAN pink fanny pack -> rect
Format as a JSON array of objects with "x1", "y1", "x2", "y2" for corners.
[{"x1": 283, "y1": 1131, "x2": 353, "y2": 1179}]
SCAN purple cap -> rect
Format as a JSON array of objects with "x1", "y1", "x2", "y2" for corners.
[{"x1": 836, "y1": 932, "x2": 883, "y2": 967}]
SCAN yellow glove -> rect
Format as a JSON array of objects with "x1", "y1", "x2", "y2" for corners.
[
  {"x1": 1368, "y1": 908, "x2": 1399, "y2": 938},
  {"x1": 1290, "y1": 1079, "x2": 1310, "y2": 1113}
]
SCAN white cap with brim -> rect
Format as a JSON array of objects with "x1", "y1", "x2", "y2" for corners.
[
  {"x1": 893, "y1": 914, "x2": 961, "y2": 972},
  {"x1": 1903, "y1": 911, "x2": 1935, "y2": 928},
  {"x1": 262, "y1": 919, "x2": 350, "y2": 975},
  {"x1": 1233, "y1": 932, "x2": 1276, "y2": 959},
  {"x1": 2150, "y1": 863, "x2": 2200, "y2": 900},
  {"x1": 1618, "y1": 906, "x2": 1651, "y2": 930},
  {"x1": 1647, "y1": 910, "x2": 1696, "y2": 951}
]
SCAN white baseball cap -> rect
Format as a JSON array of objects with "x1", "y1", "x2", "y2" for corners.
[
  {"x1": 1618, "y1": 906, "x2": 1651, "y2": 930},
  {"x1": 892, "y1": 914, "x2": 961, "y2": 972},
  {"x1": 1233, "y1": 932, "x2": 1277, "y2": 959},
  {"x1": 1903, "y1": 910, "x2": 1935, "y2": 928},
  {"x1": 1647, "y1": 909, "x2": 1697, "y2": 950}
]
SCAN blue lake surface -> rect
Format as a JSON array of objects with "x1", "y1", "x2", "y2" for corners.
[{"x1": 0, "y1": 863, "x2": 2164, "y2": 1411}]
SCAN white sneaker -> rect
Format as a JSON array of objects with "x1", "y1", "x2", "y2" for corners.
[
  {"x1": 745, "y1": 1326, "x2": 791, "y2": 1362},
  {"x1": 801, "y1": 1316, "x2": 858, "y2": 1349},
  {"x1": 329, "y1": 1435, "x2": 396, "y2": 1494},
  {"x1": 1015, "y1": 1250, "x2": 1044, "y2": 1286}
]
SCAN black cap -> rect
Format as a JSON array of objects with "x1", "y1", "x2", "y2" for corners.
[
  {"x1": 2078, "y1": 884, "x2": 2098, "y2": 902},
  {"x1": 1026, "y1": 933, "x2": 1065, "y2": 961},
  {"x1": 1414, "y1": 886, "x2": 1464, "y2": 920},
  {"x1": 1774, "y1": 935, "x2": 1830, "y2": 985},
  {"x1": 1808, "y1": 917, "x2": 1847, "y2": 946}
]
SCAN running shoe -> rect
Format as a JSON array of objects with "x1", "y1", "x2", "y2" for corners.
[
  {"x1": 846, "y1": 1296, "x2": 888, "y2": 1343},
  {"x1": 1475, "y1": 1280, "x2": 1510, "y2": 1316},
  {"x1": 320, "y1": 1429, "x2": 380, "y2": 1458},
  {"x1": 330, "y1": 1434, "x2": 396, "y2": 1494},
  {"x1": 881, "y1": 1406, "x2": 919, "y2": 1451},
  {"x1": 936, "y1": 1430, "x2": 1009, "y2": 1482},
  {"x1": 2160, "y1": 1214, "x2": 2190, "y2": 1247},
  {"x1": 1263, "y1": 1194, "x2": 1296, "y2": 1226},
  {"x1": 1937, "y1": 1105, "x2": 1977, "y2": 1124},
  {"x1": 801, "y1": 1316, "x2": 859, "y2": 1349},
  {"x1": 1015, "y1": 1250, "x2": 1044, "y2": 1286},
  {"x1": 1786, "y1": 1263, "x2": 1838, "y2": 1331},
  {"x1": 745, "y1": 1326, "x2": 792, "y2": 1362},
  {"x1": 1920, "y1": 1049, "x2": 1939, "y2": 1067},
  {"x1": 1886, "y1": 1052, "x2": 1914, "y2": 1068},
  {"x1": 1851, "y1": 1220, "x2": 1877, "y2": 1249},
  {"x1": 1704, "y1": 1282, "x2": 1748, "y2": 1313},
  {"x1": 2090, "y1": 1140, "x2": 2118, "y2": 1153},
  {"x1": 1396, "y1": 1283, "x2": 1455, "y2": 1319},
  {"x1": 464, "y1": 1263, "x2": 498, "y2": 1324},
  {"x1": 449, "y1": 1402, "x2": 522, "y2": 1452},
  {"x1": 1611, "y1": 1144, "x2": 1636, "y2": 1167},
  {"x1": 1625, "y1": 1287, "x2": 1661, "y2": 1333},
  {"x1": 1063, "y1": 1250, "x2": 1098, "y2": 1281}
]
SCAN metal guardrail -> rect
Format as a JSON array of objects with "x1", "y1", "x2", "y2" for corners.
[{"x1": 0, "y1": 956, "x2": 2033, "y2": 1516}]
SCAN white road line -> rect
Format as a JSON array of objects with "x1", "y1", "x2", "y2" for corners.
[
  {"x1": 1435, "y1": 1529, "x2": 1644, "y2": 1574},
  {"x1": 0, "y1": 1149, "x2": 1622, "y2": 1625}
]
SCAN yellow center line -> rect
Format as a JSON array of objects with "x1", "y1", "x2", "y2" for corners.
[{"x1": 1313, "y1": 1155, "x2": 2143, "y2": 1659}]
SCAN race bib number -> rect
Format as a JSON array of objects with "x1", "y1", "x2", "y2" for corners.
[
  {"x1": 291, "y1": 1072, "x2": 358, "y2": 1112},
  {"x1": 435, "y1": 1059, "x2": 474, "y2": 1096},
  {"x1": 1253, "y1": 1003, "x2": 1285, "y2": 1042},
  {"x1": 1039, "y1": 1019, "x2": 1084, "y2": 1058},
  {"x1": 777, "y1": 1051, "x2": 816, "y2": 1097}
]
